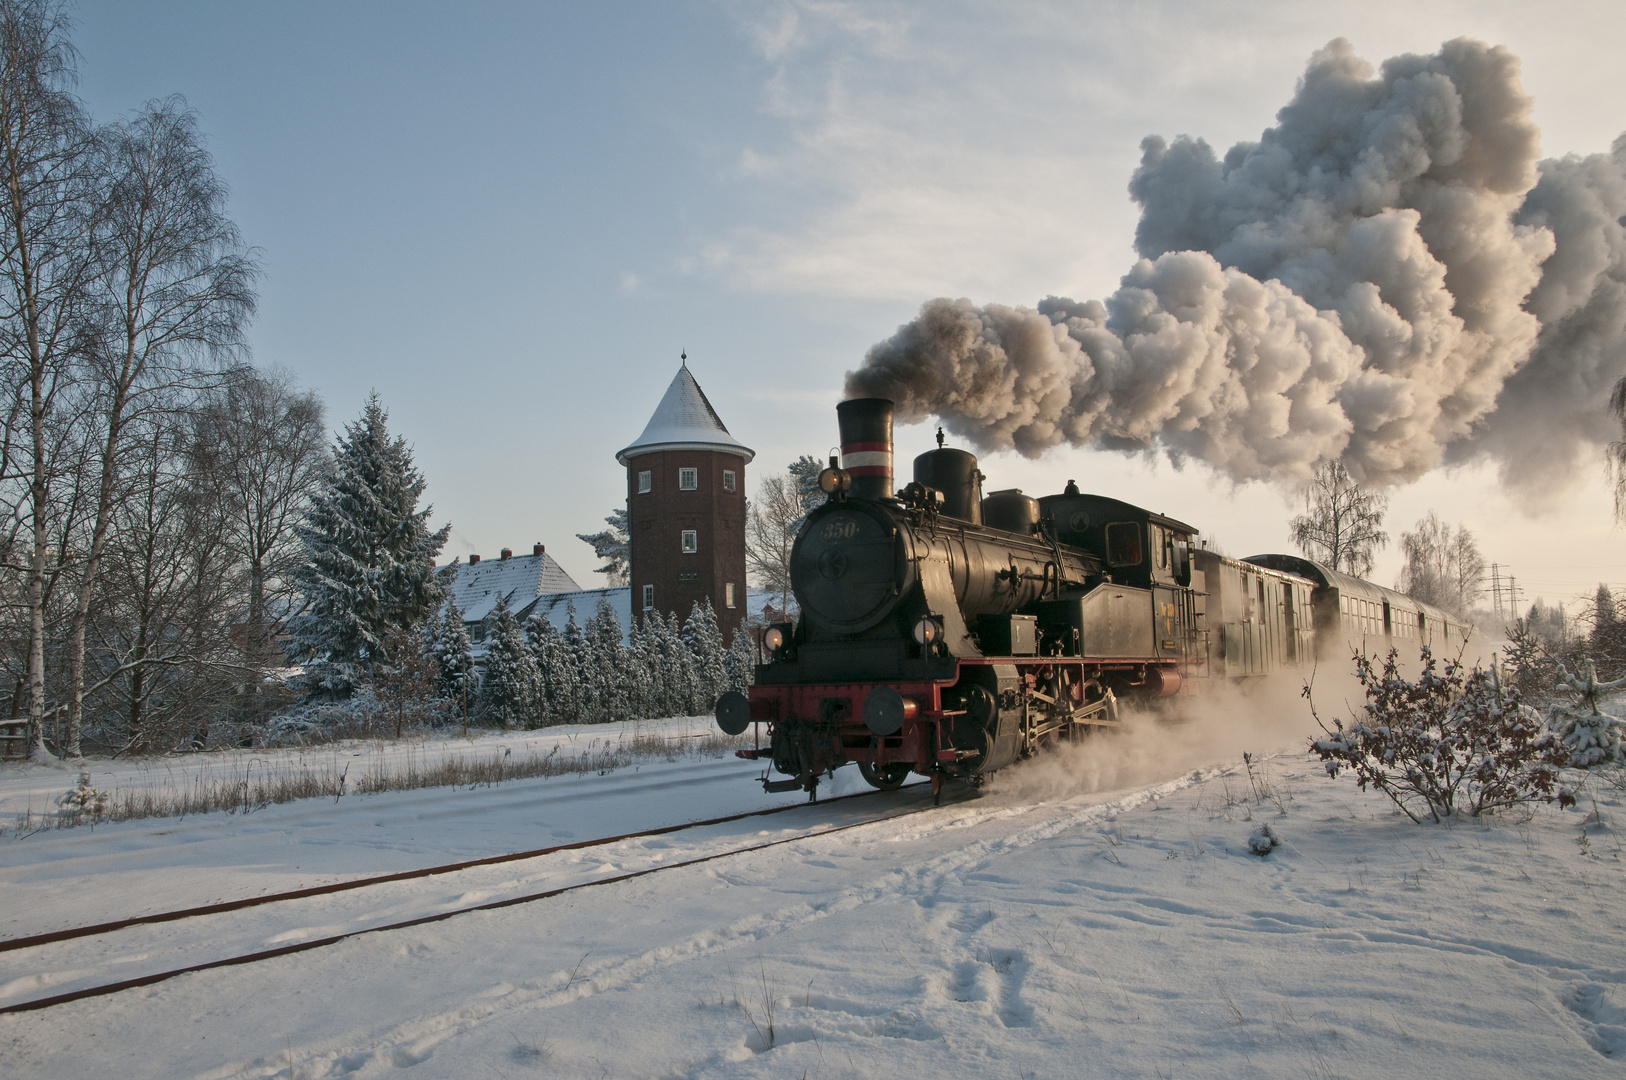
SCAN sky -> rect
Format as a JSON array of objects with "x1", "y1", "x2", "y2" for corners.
[{"x1": 65, "y1": 0, "x2": 1626, "y2": 617}]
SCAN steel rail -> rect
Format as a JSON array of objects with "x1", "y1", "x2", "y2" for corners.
[
  {"x1": 0, "y1": 785, "x2": 965, "y2": 1015},
  {"x1": 0, "y1": 781, "x2": 925, "y2": 955}
]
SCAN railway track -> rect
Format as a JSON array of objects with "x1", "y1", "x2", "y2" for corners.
[{"x1": 1, "y1": 780, "x2": 970, "y2": 1014}]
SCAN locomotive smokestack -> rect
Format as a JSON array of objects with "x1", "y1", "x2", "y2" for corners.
[{"x1": 836, "y1": 398, "x2": 894, "y2": 501}]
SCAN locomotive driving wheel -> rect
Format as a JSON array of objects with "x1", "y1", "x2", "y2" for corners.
[{"x1": 858, "y1": 761, "x2": 911, "y2": 790}]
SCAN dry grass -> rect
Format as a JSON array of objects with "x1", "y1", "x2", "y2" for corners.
[{"x1": 6, "y1": 729, "x2": 750, "y2": 837}]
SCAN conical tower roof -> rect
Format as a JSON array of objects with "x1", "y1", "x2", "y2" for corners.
[{"x1": 616, "y1": 361, "x2": 754, "y2": 464}]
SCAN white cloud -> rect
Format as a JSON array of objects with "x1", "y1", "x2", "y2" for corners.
[{"x1": 701, "y1": 0, "x2": 1626, "y2": 306}]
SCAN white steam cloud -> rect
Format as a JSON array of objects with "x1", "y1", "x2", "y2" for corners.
[{"x1": 846, "y1": 38, "x2": 1626, "y2": 494}]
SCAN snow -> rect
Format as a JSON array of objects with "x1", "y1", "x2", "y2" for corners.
[
  {"x1": 528, "y1": 586, "x2": 633, "y2": 641},
  {"x1": 443, "y1": 549, "x2": 582, "y2": 626},
  {"x1": 2, "y1": 712, "x2": 1624, "y2": 1079},
  {"x1": 616, "y1": 364, "x2": 754, "y2": 464}
]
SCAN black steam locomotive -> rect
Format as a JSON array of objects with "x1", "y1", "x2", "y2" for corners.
[{"x1": 714, "y1": 399, "x2": 1470, "y2": 800}]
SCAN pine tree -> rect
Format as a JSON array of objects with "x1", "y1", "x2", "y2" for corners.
[
  {"x1": 1502, "y1": 617, "x2": 1547, "y2": 694},
  {"x1": 477, "y1": 597, "x2": 541, "y2": 728},
  {"x1": 575, "y1": 506, "x2": 630, "y2": 586},
  {"x1": 684, "y1": 600, "x2": 729, "y2": 715},
  {"x1": 787, "y1": 454, "x2": 826, "y2": 535},
  {"x1": 525, "y1": 613, "x2": 562, "y2": 725},
  {"x1": 547, "y1": 602, "x2": 586, "y2": 723},
  {"x1": 285, "y1": 395, "x2": 451, "y2": 695},
  {"x1": 661, "y1": 610, "x2": 696, "y2": 716},
  {"x1": 1590, "y1": 585, "x2": 1626, "y2": 674},
  {"x1": 725, "y1": 625, "x2": 757, "y2": 694},
  {"x1": 583, "y1": 596, "x2": 626, "y2": 722},
  {"x1": 429, "y1": 594, "x2": 477, "y2": 715},
  {"x1": 637, "y1": 611, "x2": 674, "y2": 718},
  {"x1": 623, "y1": 615, "x2": 654, "y2": 720}
]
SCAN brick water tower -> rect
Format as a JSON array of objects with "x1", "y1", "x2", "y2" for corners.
[{"x1": 617, "y1": 356, "x2": 754, "y2": 642}]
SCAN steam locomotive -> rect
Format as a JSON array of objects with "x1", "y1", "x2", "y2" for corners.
[{"x1": 714, "y1": 399, "x2": 1470, "y2": 800}]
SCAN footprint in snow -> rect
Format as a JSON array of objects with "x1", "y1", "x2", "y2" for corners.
[{"x1": 1563, "y1": 981, "x2": 1626, "y2": 1057}]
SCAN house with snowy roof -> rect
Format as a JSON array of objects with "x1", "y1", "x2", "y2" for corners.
[{"x1": 443, "y1": 543, "x2": 635, "y2": 655}]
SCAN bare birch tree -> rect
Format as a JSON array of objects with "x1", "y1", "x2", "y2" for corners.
[
  {"x1": 0, "y1": 0, "x2": 99, "y2": 759},
  {"x1": 58, "y1": 97, "x2": 255, "y2": 756},
  {"x1": 746, "y1": 474, "x2": 800, "y2": 614},
  {"x1": 90, "y1": 409, "x2": 239, "y2": 751},
  {"x1": 1397, "y1": 511, "x2": 1486, "y2": 616},
  {"x1": 1288, "y1": 460, "x2": 1388, "y2": 578},
  {"x1": 189, "y1": 367, "x2": 325, "y2": 673}
]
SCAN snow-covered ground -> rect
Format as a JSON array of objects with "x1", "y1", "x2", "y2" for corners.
[{"x1": 2, "y1": 708, "x2": 1623, "y2": 1079}]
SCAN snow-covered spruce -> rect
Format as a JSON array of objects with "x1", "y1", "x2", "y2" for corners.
[
  {"x1": 477, "y1": 597, "x2": 542, "y2": 728},
  {"x1": 427, "y1": 592, "x2": 478, "y2": 708},
  {"x1": 725, "y1": 622, "x2": 755, "y2": 695},
  {"x1": 584, "y1": 596, "x2": 628, "y2": 722},
  {"x1": 1247, "y1": 822, "x2": 1280, "y2": 856},
  {"x1": 284, "y1": 395, "x2": 451, "y2": 697},
  {"x1": 575, "y1": 506, "x2": 630, "y2": 586},
  {"x1": 1549, "y1": 657, "x2": 1626, "y2": 769},
  {"x1": 56, "y1": 771, "x2": 109, "y2": 822},
  {"x1": 683, "y1": 600, "x2": 729, "y2": 715}
]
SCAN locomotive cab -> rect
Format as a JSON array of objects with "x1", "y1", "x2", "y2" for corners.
[{"x1": 1037, "y1": 493, "x2": 1197, "y2": 590}]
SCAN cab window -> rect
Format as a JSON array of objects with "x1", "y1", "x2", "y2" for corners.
[{"x1": 1105, "y1": 522, "x2": 1143, "y2": 567}]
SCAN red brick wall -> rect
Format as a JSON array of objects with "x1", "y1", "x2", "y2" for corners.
[{"x1": 626, "y1": 448, "x2": 748, "y2": 643}]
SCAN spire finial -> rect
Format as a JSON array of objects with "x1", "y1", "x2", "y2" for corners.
[
  {"x1": 680, "y1": 349, "x2": 687, "y2": 368},
  {"x1": 936, "y1": 426, "x2": 945, "y2": 448}
]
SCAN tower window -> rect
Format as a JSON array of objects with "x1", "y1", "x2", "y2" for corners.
[
  {"x1": 725, "y1": 582, "x2": 735, "y2": 608},
  {"x1": 681, "y1": 530, "x2": 698, "y2": 553},
  {"x1": 637, "y1": 470, "x2": 651, "y2": 494},
  {"x1": 723, "y1": 470, "x2": 736, "y2": 493},
  {"x1": 679, "y1": 468, "x2": 697, "y2": 490},
  {"x1": 642, "y1": 584, "x2": 654, "y2": 610}
]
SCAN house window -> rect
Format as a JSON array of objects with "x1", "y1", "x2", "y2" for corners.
[
  {"x1": 679, "y1": 468, "x2": 698, "y2": 490},
  {"x1": 681, "y1": 530, "x2": 698, "y2": 553},
  {"x1": 642, "y1": 584, "x2": 654, "y2": 610},
  {"x1": 637, "y1": 470, "x2": 651, "y2": 494},
  {"x1": 723, "y1": 470, "x2": 736, "y2": 493},
  {"x1": 725, "y1": 582, "x2": 736, "y2": 608}
]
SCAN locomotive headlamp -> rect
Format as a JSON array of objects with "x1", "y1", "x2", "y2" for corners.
[
  {"x1": 912, "y1": 616, "x2": 941, "y2": 646},
  {"x1": 818, "y1": 467, "x2": 852, "y2": 495},
  {"x1": 763, "y1": 626, "x2": 786, "y2": 653}
]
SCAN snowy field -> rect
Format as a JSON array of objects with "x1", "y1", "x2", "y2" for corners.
[{"x1": 1, "y1": 705, "x2": 1624, "y2": 1079}]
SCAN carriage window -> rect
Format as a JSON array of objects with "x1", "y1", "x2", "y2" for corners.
[{"x1": 1105, "y1": 522, "x2": 1143, "y2": 567}]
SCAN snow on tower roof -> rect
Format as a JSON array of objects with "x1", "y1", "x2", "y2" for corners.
[{"x1": 616, "y1": 360, "x2": 755, "y2": 465}]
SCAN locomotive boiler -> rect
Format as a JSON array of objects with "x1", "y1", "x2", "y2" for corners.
[{"x1": 715, "y1": 398, "x2": 1471, "y2": 800}]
